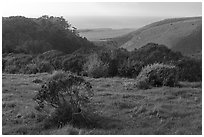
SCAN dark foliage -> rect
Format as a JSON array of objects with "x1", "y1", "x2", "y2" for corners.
[
  {"x1": 24, "y1": 64, "x2": 39, "y2": 74},
  {"x1": 83, "y1": 53, "x2": 109, "y2": 78},
  {"x1": 2, "y1": 40, "x2": 202, "y2": 82},
  {"x1": 37, "y1": 61, "x2": 54, "y2": 73},
  {"x1": 17, "y1": 40, "x2": 53, "y2": 54},
  {"x1": 62, "y1": 54, "x2": 87, "y2": 75},
  {"x1": 136, "y1": 63, "x2": 179, "y2": 89},
  {"x1": 129, "y1": 43, "x2": 183, "y2": 66},
  {"x1": 118, "y1": 59, "x2": 143, "y2": 78},
  {"x1": 36, "y1": 50, "x2": 65, "y2": 70},
  {"x1": 2, "y1": 58, "x2": 6, "y2": 71},
  {"x1": 33, "y1": 71, "x2": 94, "y2": 127},
  {"x1": 2, "y1": 15, "x2": 95, "y2": 54},
  {"x1": 176, "y1": 57, "x2": 202, "y2": 82},
  {"x1": 3, "y1": 54, "x2": 34, "y2": 74}
]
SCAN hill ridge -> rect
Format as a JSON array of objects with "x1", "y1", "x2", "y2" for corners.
[{"x1": 107, "y1": 16, "x2": 202, "y2": 56}]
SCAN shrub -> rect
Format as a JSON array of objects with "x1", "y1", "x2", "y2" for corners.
[
  {"x1": 109, "y1": 48, "x2": 130, "y2": 77},
  {"x1": 23, "y1": 64, "x2": 39, "y2": 74},
  {"x1": 51, "y1": 57, "x2": 63, "y2": 70},
  {"x1": 83, "y1": 54, "x2": 109, "y2": 78},
  {"x1": 2, "y1": 58, "x2": 6, "y2": 71},
  {"x1": 118, "y1": 59, "x2": 143, "y2": 78},
  {"x1": 37, "y1": 50, "x2": 64, "y2": 61},
  {"x1": 36, "y1": 50, "x2": 65, "y2": 70},
  {"x1": 4, "y1": 65, "x2": 20, "y2": 74},
  {"x1": 33, "y1": 71, "x2": 94, "y2": 127},
  {"x1": 37, "y1": 61, "x2": 54, "y2": 73},
  {"x1": 3, "y1": 54, "x2": 34, "y2": 73},
  {"x1": 136, "y1": 63, "x2": 178, "y2": 89},
  {"x1": 176, "y1": 57, "x2": 202, "y2": 82},
  {"x1": 88, "y1": 62, "x2": 109, "y2": 78},
  {"x1": 107, "y1": 59, "x2": 118, "y2": 77},
  {"x1": 62, "y1": 54, "x2": 86, "y2": 75},
  {"x1": 20, "y1": 40, "x2": 53, "y2": 54},
  {"x1": 129, "y1": 43, "x2": 182, "y2": 66},
  {"x1": 97, "y1": 50, "x2": 112, "y2": 64}
]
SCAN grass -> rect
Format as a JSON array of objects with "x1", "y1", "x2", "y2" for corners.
[{"x1": 2, "y1": 73, "x2": 202, "y2": 135}]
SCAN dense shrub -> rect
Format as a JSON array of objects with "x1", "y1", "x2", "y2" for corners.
[
  {"x1": 176, "y1": 57, "x2": 202, "y2": 82},
  {"x1": 36, "y1": 50, "x2": 65, "y2": 70},
  {"x1": 118, "y1": 59, "x2": 143, "y2": 78},
  {"x1": 4, "y1": 65, "x2": 20, "y2": 74},
  {"x1": 3, "y1": 54, "x2": 34, "y2": 74},
  {"x1": 37, "y1": 61, "x2": 54, "y2": 73},
  {"x1": 20, "y1": 40, "x2": 53, "y2": 54},
  {"x1": 107, "y1": 59, "x2": 118, "y2": 77},
  {"x1": 5, "y1": 54, "x2": 33, "y2": 66},
  {"x1": 37, "y1": 50, "x2": 64, "y2": 61},
  {"x1": 2, "y1": 42, "x2": 201, "y2": 83},
  {"x1": 51, "y1": 57, "x2": 63, "y2": 70},
  {"x1": 23, "y1": 64, "x2": 39, "y2": 74},
  {"x1": 62, "y1": 54, "x2": 86, "y2": 75},
  {"x1": 3, "y1": 16, "x2": 95, "y2": 54},
  {"x1": 97, "y1": 50, "x2": 112, "y2": 64},
  {"x1": 83, "y1": 54, "x2": 109, "y2": 78},
  {"x1": 136, "y1": 63, "x2": 178, "y2": 89},
  {"x1": 2, "y1": 59, "x2": 6, "y2": 71},
  {"x1": 83, "y1": 48, "x2": 131, "y2": 78},
  {"x1": 108, "y1": 48, "x2": 130, "y2": 77},
  {"x1": 33, "y1": 71, "x2": 94, "y2": 127},
  {"x1": 129, "y1": 43, "x2": 182, "y2": 66}
]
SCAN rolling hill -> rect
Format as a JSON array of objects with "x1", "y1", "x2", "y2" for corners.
[{"x1": 106, "y1": 17, "x2": 202, "y2": 56}]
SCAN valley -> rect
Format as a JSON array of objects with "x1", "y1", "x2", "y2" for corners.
[
  {"x1": 78, "y1": 28, "x2": 136, "y2": 41},
  {"x1": 87, "y1": 17, "x2": 202, "y2": 56}
]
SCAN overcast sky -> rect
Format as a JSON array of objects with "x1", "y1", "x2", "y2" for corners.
[{"x1": 2, "y1": 2, "x2": 202, "y2": 29}]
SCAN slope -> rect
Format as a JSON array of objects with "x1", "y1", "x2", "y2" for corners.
[{"x1": 108, "y1": 17, "x2": 202, "y2": 56}]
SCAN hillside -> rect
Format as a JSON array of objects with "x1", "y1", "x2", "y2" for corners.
[{"x1": 106, "y1": 17, "x2": 202, "y2": 56}]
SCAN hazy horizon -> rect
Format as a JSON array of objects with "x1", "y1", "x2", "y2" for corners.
[
  {"x1": 2, "y1": 2, "x2": 202, "y2": 29},
  {"x1": 67, "y1": 16, "x2": 201, "y2": 29}
]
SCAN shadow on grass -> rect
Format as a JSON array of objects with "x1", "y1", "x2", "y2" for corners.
[{"x1": 41, "y1": 107, "x2": 122, "y2": 131}]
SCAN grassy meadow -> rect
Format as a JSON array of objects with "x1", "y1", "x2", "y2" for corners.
[{"x1": 2, "y1": 73, "x2": 202, "y2": 135}]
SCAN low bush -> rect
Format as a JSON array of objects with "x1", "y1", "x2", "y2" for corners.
[
  {"x1": 51, "y1": 57, "x2": 63, "y2": 70},
  {"x1": 118, "y1": 59, "x2": 143, "y2": 78},
  {"x1": 23, "y1": 64, "x2": 39, "y2": 74},
  {"x1": 36, "y1": 50, "x2": 65, "y2": 70},
  {"x1": 83, "y1": 54, "x2": 109, "y2": 78},
  {"x1": 37, "y1": 50, "x2": 64, "y2": 61},
  {"x1": 2, "y1": 58, "x2": 6, "y2": 71},
  {"x1": 136, "y1": 63, "x2": 178, "y2": 89},
  {"x1": 3, "y1": 54, "x2": 34, "y2": 74},
  {"x1": 37, "y1": 61, "x2": 54, "y2": 73},
  {"x1": 176, "y1": 57, "x2": 202, "y2": 82},
  {"x1": 4, "y1": 65, "x2": 20, "y2": 74},
  {"x1": 33, "y1": 71, "x2": 94, "y2": 127},
  {"x1": 129, "y1": 43, "x2": 182, "y2": 66},
  {"x1": 62, "y1": 54, "x2": 86, "y2": 75},
  {"x1": 5, "y1": 54, "x2": 33, "y2": 66}
]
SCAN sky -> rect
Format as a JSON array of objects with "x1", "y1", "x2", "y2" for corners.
[{"x1": 2, "y1": 1, "x2": 202, "y2": 29}]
